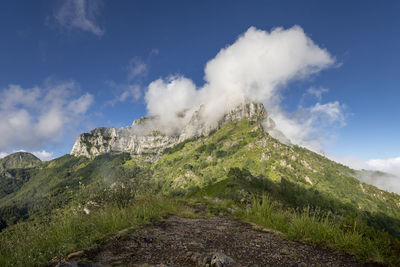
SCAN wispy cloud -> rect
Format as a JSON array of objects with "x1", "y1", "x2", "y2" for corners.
[
  {"x1": 127, "y1": 57, "x2": 148, "y2": 81},
  {"x1": 306, "y1": 87, "x2": 329, "y2": 101},
  {"x1": 106, "y1": 81, "x2": 142, "y2": 106},
  {"x1": 0, "y1": 79, "x2": 93, "y2": 151},
  {"x1": 106, "y1": 55, "x2": 156, "y2": 105},
  {"x1": 54, "y1": 0, "x2": 105, "y2": 37}
]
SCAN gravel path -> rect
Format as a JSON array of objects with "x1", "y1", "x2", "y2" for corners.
[{"x1": 63, "y1": 215, "x2": 367, "y2": 266}]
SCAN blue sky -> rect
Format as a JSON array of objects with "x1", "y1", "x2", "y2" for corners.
[{"x1": 0, "y1": 0, "x2": 399, "y2": 175}]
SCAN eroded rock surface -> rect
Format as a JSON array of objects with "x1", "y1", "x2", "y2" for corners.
[{"x1": 71, "y1": 102, "x2": 269, "y2": 159}]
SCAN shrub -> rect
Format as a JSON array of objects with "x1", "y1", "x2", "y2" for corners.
[
  {"x1": 196, "y1": 143, "x2": 217, "y2": 154},
  {"x1": 215, "y1": 150, "x2": 227, "y2": 158}
]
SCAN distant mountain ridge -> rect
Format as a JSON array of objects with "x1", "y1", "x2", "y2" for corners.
[{"x1": 0, "y1": 152, "x2": 41, "y2": 171}]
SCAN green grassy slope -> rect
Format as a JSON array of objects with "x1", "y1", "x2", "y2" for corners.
[
  {"x1": 149, "y1": 118, "x2": 400, "y2": 236},
  {"x1": 0, "y1": 152, "x2": 41, "y2": 171},
  {"x1": 1, "y1": 117, "x2": 400, "y2": 235},
  {"x1": 0, "y1": 153, "x2": 136, "y2": 227},
  {"x1": 1, "y1": 116, "x2": 400, "y2": 265}
]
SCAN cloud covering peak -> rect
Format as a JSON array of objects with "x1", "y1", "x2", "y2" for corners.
[{"x1": 145, "y1": 26, "x2": 342, "y2": 150}]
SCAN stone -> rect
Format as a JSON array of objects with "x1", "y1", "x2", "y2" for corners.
[
  {"x1": 56, "y1": 262, "x2": 103, "y2": 267},
  {"x1": 210, "y1": 253, "x2": 235, "y2": 267},
  {"x1": 66, "y1": 250, "x2": 85, "y2": 261}
]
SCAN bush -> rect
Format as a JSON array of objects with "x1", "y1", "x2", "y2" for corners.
[
  {"x1": 79, "y1": 167, "x2": 153, "y2": 208},
  {"x1": 215, "y1": 150, "x2": 227, "y2": 158},
  {"x1": 227, "y1": 167, "x2": 251, "y2": 181},
  {"x1": 196, "y1": 143, "x2": 217, "y2": 154},
  {"x1": 0, "y1": 217, "x2": 6, "y2": 232},
  {"x1": 164, "y1": 137, "x2": 196, "y2": 154}
]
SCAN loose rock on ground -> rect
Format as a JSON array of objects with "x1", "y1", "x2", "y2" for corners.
[{"x1": 56, "y1": 215, "x2": 366, "y2": 266}]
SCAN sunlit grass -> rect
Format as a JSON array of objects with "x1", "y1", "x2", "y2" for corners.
[
  {"x1": 0, "y1": 195, "x2": 182, "y2": 266},
  {"x1": 240, "y1": 195, "x2": 400, "y2": 266}
]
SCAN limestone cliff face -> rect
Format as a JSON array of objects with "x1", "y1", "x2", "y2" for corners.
[
  {"x1": 70, "y1": 126, "x2": 179, "y2": 158},
  {"x1": 70, "y1": 101, "x2": 275, "y2": 158}
]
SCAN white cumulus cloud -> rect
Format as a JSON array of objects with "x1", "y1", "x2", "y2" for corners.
[
  {"x1": 0, "y1": 80, "x2": 93, "y2": 151},
  {"x1": 144, "y1": 26, "x2": 344, "y2": 151},
  {"x1": 146, "y1": 76, "x2": 197, "y2": 134},
  {"x1": 32, "y1": 150, "x2": 54, "y2": 161},
  {"x1": 54, "y1": 0, "x2": 104, "y2": 37}
]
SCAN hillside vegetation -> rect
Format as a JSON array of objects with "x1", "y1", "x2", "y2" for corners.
[
  {"x1": 1, "y1": 116, "x2": 400, "y2": 265},
  {"x1": 0, "y1": 152, "x2": 41, "y2": 171}
]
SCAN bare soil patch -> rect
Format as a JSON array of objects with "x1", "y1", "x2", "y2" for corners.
[{"x1": 62, "y1": 215, "x2": 368, "y2": 266}]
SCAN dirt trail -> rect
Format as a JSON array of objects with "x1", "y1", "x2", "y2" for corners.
[{"x1": 62, "y1": 215, "x2": 369, "y2": 267}]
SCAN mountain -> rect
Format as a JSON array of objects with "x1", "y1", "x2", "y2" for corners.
[
  {"x1": 0, "y1": 152, "x2": 41, "y2": 171},
  {"x1": 71, "y1": 101, "x2": 273, "y2": 159},
  {"x1": 1, "y1": 101, "x2": 400, "y2": 265},
  {"x1": 3, "y1": 102, "x2": 400, "y2": 230},
  {"x1": 70, "y1": 102, "x2": 400, "y2": 227}
]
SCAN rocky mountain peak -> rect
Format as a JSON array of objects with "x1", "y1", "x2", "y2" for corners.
[
  {"x1": 70, "y1": 101, "x2": 272, "y2": 159},
  {"x1": 179, "y1": 101, "x2": 267, "y2": 141}
]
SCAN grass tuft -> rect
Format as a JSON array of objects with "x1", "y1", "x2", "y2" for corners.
[
  {"x1": 241, "y1": 195, "x2": 400, "y2": 265},
  {"x1": 0, "y1": 195, "x2": 181, "y2": 266}
]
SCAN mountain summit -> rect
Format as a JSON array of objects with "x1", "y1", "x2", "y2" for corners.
[
  {"x1": 71, "y1": 101, "x2": 276, "y2": 158},
  {"x1": 0, "y1": 152, "x2": 41, "y2": 171}
]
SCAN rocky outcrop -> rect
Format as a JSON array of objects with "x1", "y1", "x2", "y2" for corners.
[
  {"x1": 179, "y1": 102, "x2": 267, "y2": 142},
  {"x1": 211, "y1": 252, "x2": 236, "y2": 266},
  {"x1": 71, "y1": 101, "x2": 272, "y2": 159},
  {"x1": 70, "y1": 126, "x2": 178, "y2": 158}
]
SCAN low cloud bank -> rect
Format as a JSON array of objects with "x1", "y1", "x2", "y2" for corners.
[
  {"x1": 367, "y1": 157, "x2": 400, "y2": 177},
  {"x1": 331, "y1": 155, "x2": 400, "y2": 194},
  {"x1": 363, "y1": 157, "x2": 400, "y2": 194},
  {"x1": 144, "y1": 26, "x2": 344, "y2": 151}
]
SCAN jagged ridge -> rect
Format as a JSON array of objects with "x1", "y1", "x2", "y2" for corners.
[{"x1": 71, "y1": 102, "x2": 270, "y2": 158}]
